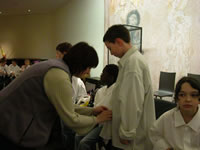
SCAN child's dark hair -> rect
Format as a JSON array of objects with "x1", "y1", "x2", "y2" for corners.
[
  {"x1": 174, "y1": 76, "x2": 200, "y2": 102},
  {"x1": 56, "y1": 42, "x2": 72, "y2": 53},
  {"x1": 104, "y1": 64, "x2": 119, "y2": 83}
]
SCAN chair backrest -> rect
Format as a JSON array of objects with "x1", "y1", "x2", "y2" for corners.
[
  {"x1": 187, "y1": 73, "x2": 200, "y2": 83},
  {"x1": 154, "y1": 98, "x2": 177, "y2": 119},
  {"x1": 85, "y1": 77, "x2": 102, "y2": 92},
  {"x1": 159, "y1": 71, "x2": 176, "y2": 92}
]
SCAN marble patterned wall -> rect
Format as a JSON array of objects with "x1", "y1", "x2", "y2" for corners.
[{"x1": 104, "y1": 0, "x2": 200, "y2": 91}]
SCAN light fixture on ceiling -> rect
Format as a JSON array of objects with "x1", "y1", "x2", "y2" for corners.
[{"x1": 27, "y1": 9, "x2": 31, "y2": 13}]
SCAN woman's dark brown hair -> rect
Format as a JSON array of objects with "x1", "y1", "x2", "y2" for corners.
[{"x1": 63, "y1": 42, "x2": 98, "y2": 75}]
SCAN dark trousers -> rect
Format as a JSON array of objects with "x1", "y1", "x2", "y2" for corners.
[{"x1": 0, "y1": 135, "x2": 35, "y2": 150}]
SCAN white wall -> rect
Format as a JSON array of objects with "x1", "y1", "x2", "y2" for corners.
[{"x1": 54, "y1": 0, "x2": 104, "y2": 77}]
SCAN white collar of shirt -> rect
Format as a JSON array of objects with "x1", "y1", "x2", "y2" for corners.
[
  {"x1": 174, "y1": 105, "x2": 200, "y2": 132},
  {"x1": 118, "y1": 46, "x2": 138, "y2": 68}
]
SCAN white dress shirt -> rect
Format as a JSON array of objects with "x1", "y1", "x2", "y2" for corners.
[
  {"x1": 94, "y1": 84, "x2": 115, "y2": 108},
  {"x1": 94, "y1": 84, "x2": 115, "y2": 140},
  {"x1": 149, "y1": 105, "x2": 200, "y2": 150}
]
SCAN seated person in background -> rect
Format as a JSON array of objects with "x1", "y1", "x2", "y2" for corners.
[
  {"x1": 8, "y1": 59, "x2": 20, "y2": 78},
  {"x1": 75, "y1": 64, "x2": 119, "y2": 150},
  {"x1": 0, "y1": 57, "x2": 9, "y2": 90},
  {"x1": 20, "y1": 59, "x2": 31, "y2": 72},
  {"x1": 56, "y1": 42, "x2": 88, "y2": 104},
  {"x1": 149, "y1": 76, "x2": 200, "y2": 150},
  {"x1": 0, "y1": 57, "x2": 9, "y2": 77}
]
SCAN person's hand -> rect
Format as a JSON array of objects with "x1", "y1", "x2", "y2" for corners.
[
  {"x1": 120, "y1": 139, "x2": 131, "y2": 145},
  {"x1": 96, "y1": 110, "x2": 112, "y2": 123},
  {"x1": 93, "y1": 105, "x2": 109, "y2": 115}
]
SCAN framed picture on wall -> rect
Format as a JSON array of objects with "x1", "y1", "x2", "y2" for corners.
[{"x1": 124, "y1": 25, "x2": 142, "y2": 53}]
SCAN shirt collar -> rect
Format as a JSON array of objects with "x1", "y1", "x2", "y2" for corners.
[
  {"x1": 175, "y1": 105, "x2": 200, "y2": 132},
  {"x1": 118, "y1": 46, "x2": 138, "y2": 68}
]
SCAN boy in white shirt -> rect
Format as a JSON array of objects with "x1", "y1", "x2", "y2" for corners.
[
  {"x1": 149, "y1": 76, "x2": 200, "y2": 150},
  {"x1": 103, "y1": 24, "x2": 155, "y2": 150},
  {"x1": 20, "y1": 59, "x2": 31, "y2": 72},
  {"x1": 0, "y1": 57, "x2": 9, "y2": 77},
  {"x1": 8, "y1": 59, "x2": 20, "y2": 78}
]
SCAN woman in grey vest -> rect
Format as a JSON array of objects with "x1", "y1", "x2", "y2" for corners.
[{"x1": 0, "y1": 42, "x2": 112, "y2": 150}]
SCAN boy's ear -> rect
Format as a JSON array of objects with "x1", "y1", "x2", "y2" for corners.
[{"x1": 115, "y1": 38, "x2": 124, "y2": 46}]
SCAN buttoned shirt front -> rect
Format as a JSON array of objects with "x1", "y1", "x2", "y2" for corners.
[{"x1": 149, "y1": 105, "x2": 200, "y2": 150}]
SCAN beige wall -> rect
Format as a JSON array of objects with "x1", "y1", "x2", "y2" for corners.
[
  {"x1": 54, "y1": 0, "x2": 104, "y2": 76},
  {"x1": 0, "y1": 0, "x2": 105, "y2": 77},
  {"x1": 0, "y1": 14, "x2": 55, "y2": 59}
]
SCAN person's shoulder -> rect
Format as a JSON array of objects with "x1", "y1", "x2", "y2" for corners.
[
  {"x1": 96, "y1": 86, "x2": 107, "y2": 94},
  {"x1": 45, "y1": 68, "x2": 71, "y2": 84},
  {"x1": 77, "y1": 77, "x2": 84, "y2": 83},
  {"x1": 99, "y1": 85, "x2": 107, "y2": 91},
  {"x1": 72, "y1": 76, "x2": 86, "y2": 88},
  {"x1": 72, "y1": 76, "x2": 83, "y2": 83},
  {"x1": 158, "y1": 107, "x2": 176, "y2": 121}
]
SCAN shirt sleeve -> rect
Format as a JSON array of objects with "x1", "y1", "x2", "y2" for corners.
[
  {"x1": 44, "y1": 68, "x2": 97, "y2": 135},
  {"x1": 118, "y1": 72, "x2": 144, "y2": 140},
  {"x1": 149, "y1": 115, "x2": 171, "y2": 150},
  {"x1": 74, "y1": 104, "x2": 94, "y2": 115}
]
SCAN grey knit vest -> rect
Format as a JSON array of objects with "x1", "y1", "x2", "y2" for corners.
[{"x1": 0, "y1": 59, "x2": 71, "y2": 148}]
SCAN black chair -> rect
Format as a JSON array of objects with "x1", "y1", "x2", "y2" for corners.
[
  {"x1": 187, "y1": 73, "x2": 200, "y2": 83},
  {"x1": 85, "y1": 77, "x2": 102, "y2": 91},
  {"x1": 154, "y1": 71, "x2": 176, "y2": 99},
  {"x1": 154, "y1": 99, "x2": 177, "y2": 119}
]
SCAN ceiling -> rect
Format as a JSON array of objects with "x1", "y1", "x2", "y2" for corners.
[{"x1": 0, "y1": 0, "x2": 70, "y2": 15}]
